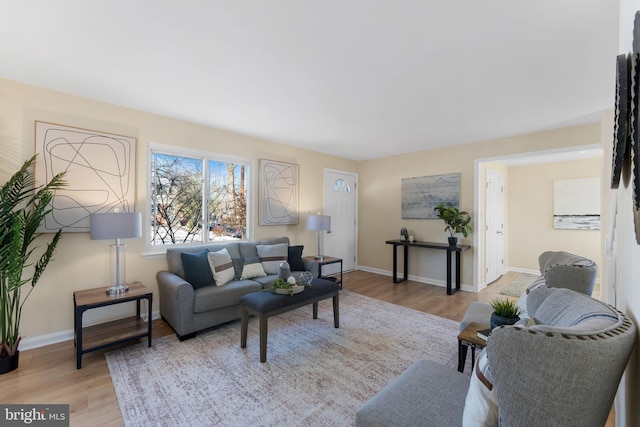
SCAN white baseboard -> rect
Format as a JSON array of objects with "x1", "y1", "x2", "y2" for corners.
[
  {"x1": 356, "y1": 265, "x2": 474, "y2": 293},
  {"x1": 19, "y1": 310, "x2": 162, "y2": 352}
]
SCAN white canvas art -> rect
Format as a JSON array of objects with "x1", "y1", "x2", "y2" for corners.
[
  {"x1": 553, "y1": 177, "x2": 600, "y2": 230},
  {"x1": 35, "y1": 122, "x2": 137, "y2": 232}
]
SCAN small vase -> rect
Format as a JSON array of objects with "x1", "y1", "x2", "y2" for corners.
[
  {"x1": 0, "y1": 351, "x2": 20, "y2": 375},
  {"x1": 490, "y1": 313, "x2": 519, "y2": 329},
  {"x1": 448, "y1": 237, "x2": 458, "y2": 246}
]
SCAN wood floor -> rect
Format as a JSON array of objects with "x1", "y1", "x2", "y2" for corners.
[{"x1": 0, "y1": 270, "x2": 611, "y2": 426}]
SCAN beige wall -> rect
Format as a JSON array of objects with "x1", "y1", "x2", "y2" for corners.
[
  {"x1": 0, "y1": 78, "x2": 357, "y2": 343},
  {"x1": 507, "y1": 158, "x2": 602, "y2": 274},
  {"x1": 357, "y1": 123, "x2": 603, "y2": 289}
]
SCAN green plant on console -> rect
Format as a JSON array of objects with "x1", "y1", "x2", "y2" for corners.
[
  {"x1": 489, "y1": 298, "x2": 523, "y2": 319},
  {"x1": 433, "y1": 202, "x2": 473, "y2": 238},
  {"x1": 0, "y1": 155, "x2": 66, "y2": 360}
]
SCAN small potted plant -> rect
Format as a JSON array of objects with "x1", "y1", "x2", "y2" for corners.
[
  {"x1": 433, "y1": 202, "x2": 473, "y2": 246},
  {"x1": 489, "y1": 298, "x2": 523, "y2": 329}
]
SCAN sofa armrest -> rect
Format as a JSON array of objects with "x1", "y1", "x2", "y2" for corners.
[
  {"x1": 157, "y1": 270, "x2": 196, "y2": 336},
  {"x1": 302, "y1": 258, "x2": 320, "y2": 278}
]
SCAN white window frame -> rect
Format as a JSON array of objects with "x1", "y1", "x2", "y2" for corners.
[{"x1": 145, "y1": 142, "x2": 253, "y2": 255}]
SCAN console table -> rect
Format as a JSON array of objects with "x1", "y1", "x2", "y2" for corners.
[{"x1": 385, "y1": 240, "x2": 471, "y2": 295}]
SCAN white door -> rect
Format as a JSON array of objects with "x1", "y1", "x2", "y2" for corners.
[
  {"x1": 485, "y1": 169, "x2": 505, "y2": 284},
  {"x1": 323, "y1": 169, "x2": 358, "y2": 275}
]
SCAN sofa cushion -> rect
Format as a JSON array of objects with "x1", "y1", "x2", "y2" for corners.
[
  {"x1": 193, "y1": 280, "x2": 262, "y2": 313},
  {"x1": 462, "y1": 349, "x2": 498, "y2": 427},
  {"x1": 180, "y1": 250, "x2": 214, "y2": 289},
  {"x1": 527, "y1": 286, "x2": 618, "y2": 332},
  {"x1": 240, "y1": 256, "x2": 267, "y2": 280},
  {"x1": 288, "y1": 245, "x2": 305, "y2": 271},
  {"x1": 207, "y1": 248, "x2": 236, "y2": 286},
  {"x1": 257, "y1": 243, "x2": 288, "y2": 274}
]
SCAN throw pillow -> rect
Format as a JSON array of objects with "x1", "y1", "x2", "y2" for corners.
[
  {"x1": 287, "y1": 245, "x2": 305, "y2": 271},
  {"x1": 207, "y1": 248, "x2": 235, "y2": 286},
  {"x1": 240, "y1": 256, "x2": 267, "y2": 280},
  {"x1": 181, "y1": 250, "x2": 214, "y2": 289},
  {"x1": 256, "y1": 243, "x2": 288, "y2": 275},
  {"x1": 462, "y1": 350, "x2": 498, "y2": 427}
]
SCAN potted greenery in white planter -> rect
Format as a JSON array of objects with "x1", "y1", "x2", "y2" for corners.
[
  {"x1": 0, "y1": 155, "x2": 65, "y2": 374},
  {"x1": 433, "y1": 202, "x2": 473, "y2": 246}
]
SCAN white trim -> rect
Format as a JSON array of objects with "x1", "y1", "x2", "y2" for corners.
[
  {"x1": 146, "y1": 142, "x2": 253, "y2": 254},
  {"x1": 356, "y1": 265, "x2": 474, "y2": 293}
]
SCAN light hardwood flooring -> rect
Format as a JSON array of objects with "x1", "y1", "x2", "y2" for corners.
[{"x1": 0, "y1": 270, "x2": 612, "y2": 426}]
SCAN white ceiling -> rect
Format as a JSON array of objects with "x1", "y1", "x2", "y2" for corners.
[{"x1": 0, "y1": 1, "x2": 619, "y2": 161}]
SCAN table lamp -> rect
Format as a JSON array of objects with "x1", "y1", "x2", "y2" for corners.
[
  {"x1": 307, "y1": 214, "x2": 331, "y2": 261},
  {"x1": 90, "y1": 212, "x2": 142, "y2": 295}
]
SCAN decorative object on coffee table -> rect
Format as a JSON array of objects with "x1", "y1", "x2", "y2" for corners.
[
  {"x1": 433, "y1": 202, "x2": 473, "y2": 246},
  {"x1": 0, "y1": 155, "x2": 66, "y2": 374},
  {"x1": 489, "y1": 297, "x2": 522, "y2": 329}
]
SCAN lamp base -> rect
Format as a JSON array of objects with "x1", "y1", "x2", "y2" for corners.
[
  {"x1": 314, "y1": 255, "x2": 325, "y2": 262},
  {"x1": 105, "y1": 284, "x2": 129, "y2": 295}
]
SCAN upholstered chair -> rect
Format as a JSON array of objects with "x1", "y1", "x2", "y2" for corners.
[{"x1": 355, "y1": 286, "x2": 636, "y2": 427}]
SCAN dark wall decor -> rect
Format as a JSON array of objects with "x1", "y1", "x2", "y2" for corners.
[
  {"x1": 631, "y1": 12, "x2": 640, "y2": 243},
  {"x1": 612, "y1": 53, "x2": 631, "y2": 189}
]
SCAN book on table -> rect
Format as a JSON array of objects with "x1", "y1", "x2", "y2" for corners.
[{"x1": 476, "y1": 328, "x2": 493, "y2": 341}]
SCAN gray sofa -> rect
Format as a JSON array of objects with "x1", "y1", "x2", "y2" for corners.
[
  {"x1": 157, "y1": 237, "x2": 319, "y2": 340},
  {"x1": 355, "y1": 285, "x2": 636, "y2": 426}
]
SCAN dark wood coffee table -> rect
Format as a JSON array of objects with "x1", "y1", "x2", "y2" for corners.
[{"x1": 239, "y1": 278, "x2": 340, "y2": 362}]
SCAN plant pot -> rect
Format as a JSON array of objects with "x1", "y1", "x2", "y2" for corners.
[
  {"x1": 0, "y1": 351, "x2": 19, "y2": 375},
  {"x1": 490, "y1": 313, "x2": 519, "y2": 329},
  {"x1": 448, "y1": 237, "x2": 458, "y2": 246}
]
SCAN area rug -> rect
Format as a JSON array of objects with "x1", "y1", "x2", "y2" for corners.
[
  {"x1": 106, "y1": 291, "x2": 466, "y2": 427},
  {"x1": 500, "y1": 273, "x2": 539, "y2": 297}
]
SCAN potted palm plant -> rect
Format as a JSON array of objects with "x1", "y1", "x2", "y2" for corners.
[
  {"x1": 433, "y1": 202, "x2": 473, "y2": 246},
  {"x1": 0, "y1": 155, "x2": 66, "y2": 374}
]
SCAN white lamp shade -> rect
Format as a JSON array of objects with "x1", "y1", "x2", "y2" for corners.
[
  {"x1": 90, "y1": 212, "x2": 142, "y2": 240},
  {"x1": 307, "y1": 214, "x2": 331, "y2": 231}
]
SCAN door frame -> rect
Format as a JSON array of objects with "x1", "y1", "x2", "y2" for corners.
[{"x1": 323, "y1": 168, "x2": 358, "y2": 271}]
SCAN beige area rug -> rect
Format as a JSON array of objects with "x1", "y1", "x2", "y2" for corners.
[
  {"x1": 106, "y1": 291, "x2": 466, "y2": 427},
  {"x1": 500, "y1": 273, "x2": 539, "y2": 297}
]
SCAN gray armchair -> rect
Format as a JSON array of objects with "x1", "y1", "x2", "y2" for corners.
[{"x1": 355, "y1": 286, "x2": 636, "y2": 427}]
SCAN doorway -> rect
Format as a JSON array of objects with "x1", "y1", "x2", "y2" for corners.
[
  {"x1": 323, "y1": 169, "x2": 358, "y2": 275},
  {"x1": 485, "y1": 169, "x2": 505, "y2": 284}
]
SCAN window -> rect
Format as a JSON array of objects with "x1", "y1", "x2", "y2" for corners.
[{"x1": 149, "y1": 144, "x2": 250, "y2": 249}]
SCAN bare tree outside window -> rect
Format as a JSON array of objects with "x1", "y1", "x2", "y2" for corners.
[{"x1": 150, "y1": 151, "x2": 248, "y2": 246}]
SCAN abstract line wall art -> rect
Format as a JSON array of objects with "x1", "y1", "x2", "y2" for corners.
[
  {"x1": 259, "y1": 159, "x2": 299, "y2": 225},
  {"x1": 35, "y1": 121, "x2": 137, "y2": 232},
  {"x1": 401, "y1": 173, "x2": 460, "y2": 219}
]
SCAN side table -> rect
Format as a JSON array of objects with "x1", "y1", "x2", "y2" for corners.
[
  {"x1": 457, "y1": 321, "x2": 488, "y2": 373},
  {"x1": 303, "y1": 256, "x2": 343, "y2": 289},
  {"x1": 74, "y1": 282, "x2": 152, "y2": 369}
]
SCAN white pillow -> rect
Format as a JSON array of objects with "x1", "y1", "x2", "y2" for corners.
[
  {"x1": 256, "y1": 243, "x2": 288, "y2": 275},
  {"x1": 207, "y1": 248, "x2": 235, "y2": 286},
  {"x1": 240, "y1": 257, "x2": 267, "y2": 280},
  {"x1": 462, "y1": 350, "x2": 498, "y2": 427}
]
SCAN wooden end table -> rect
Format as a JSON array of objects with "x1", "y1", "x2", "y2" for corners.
[
  {"x1": 74, "y1": 282, "x2": 152, "y2": 369},
  {"x1": 457, "y1": 322, "x2": 489, "y2": 373}
]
